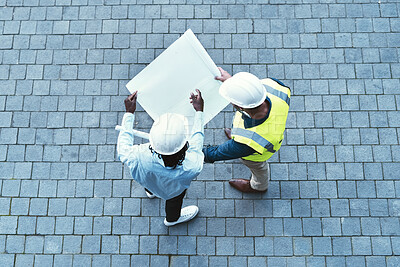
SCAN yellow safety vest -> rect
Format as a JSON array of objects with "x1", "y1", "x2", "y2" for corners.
[{"x1": 231, "y1": 78, "x2": 291, "y2": 162}]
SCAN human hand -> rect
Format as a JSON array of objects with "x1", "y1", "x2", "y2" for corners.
[
  {"x1": 190, "y1": 89, "x2": 204, "y2": 112},
  {"x1": 215, "y1": 67, "x2": 232, "y2": 82},
  {"x1": 124, "y1": 91, "x2": 137, "y2": 113}
]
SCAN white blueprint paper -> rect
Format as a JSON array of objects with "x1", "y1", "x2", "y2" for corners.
[{"x1": 126, "y1": 29, "x2": 229, "y2": 131}]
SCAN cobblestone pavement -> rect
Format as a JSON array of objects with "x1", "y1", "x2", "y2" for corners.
[{"x1": 1, "y1": 0, "x2": 400, "y2": 265}]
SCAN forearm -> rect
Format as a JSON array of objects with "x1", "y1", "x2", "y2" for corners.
[
  {"x1": 117, "y1": 113, "x2": 136, "y2": 163},
  {"x1": 188, "y1": 111, "x2": 205, "y2": 152},
  {"x1": 202, "y1": 139, "x2": 256, "y2": 163},
  {"x1": 192, "y1": 111, "x2": 204, "y2": 135}
]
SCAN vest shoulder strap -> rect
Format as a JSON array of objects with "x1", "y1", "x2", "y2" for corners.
[{"x1": 264, "y1": 84, "x2": 290, "y2": 106}]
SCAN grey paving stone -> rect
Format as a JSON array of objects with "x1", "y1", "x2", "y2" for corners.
[
  {"x1": 0, "y1": 162, "x2": 14, "y2": 179},
  {"x1": 313, "y1": 237, "x2": 332, "y2": 255},
  {"x1": 0, "y1": 197, "x2": 10, "y2": 215},
  {"x1": 67, "y1": 198, "x2": 85, "y2": 216},
  {"x1": 49, "y1": 161, "x2": 68, "y2": 179},
  {"x1": 369, "y1": 199, "x2": 389, "y2": 216},
  {"x1": 62, "y1": 236, "x2": 81, "y2": 254},
  {"x1": 322, "y1": 218, "x2": 342, "y2": 236},
  {"x1": 37, "y1": 217, "x2": 55, "y2": 235},
  {"x1": 354, "y1": 146, "x2": 373, "y2": 162},
  {"x1": 72, "y1": 255, "x2": 91, "y2": 267},
  {"x1": 267, "y1": 257, "x2": 286, "y2": 266},
  {"x1": 311, "y1": 199, "x2": 330, "y2": 217},
  {"x1": 111, "y1": 216, "x2": 130, "y2": 235},
  {"x1": 214, "y1": 237, "x2": 234, "y2": 256},
  {"x1": 29, "y1": 198, "x2": 48, "y2": 216},
  {"x1": 205, "y1": 217, "x2": 225, "y2": 237},
  {"x1": 74, "y1": 217, "x2": 92, "y2": 235},
  {"x1": 110, "y1": 255, "x2": 130, "y2": 266},
  {"x1": 291, "y1": 237, "x2": 311, "y2": 257},
  {"x1": 6, "y1": 235, "x2": 25, "y2": 253},
  {"x1": 33, "y1": 255, "x2": 53, "y2": 267},
  {"x1": 47, "y1": 198, "x2": 66, "y2": 216},
  {"x1": 214, "y1": 199, "x2": 234, "y2": 217},
  {"x1": 273, "y1": 237, "x2": 293, "y2": 256},
  {"x1": 104, "y1": 197, "x2": 122, "y2": 215},
  {"x1": 101, "y1": 236, "x2": 119, "y2": 254},
  {"x1": 43, "y1": 236, "x2": 62, "y2": 254},
  {"x1": 92, "y1": 217, "x2": 111, "y2": 235},
  {"x1": 0, "y1": 235, "x2": 6, "y2": 254},
  {"x1": 25, "y1": 236, "x2": 44, "y2": 254},
  {"x1": 225, "y1": 218, "x2": 244, "y2": 237},
  {"x1": 376, "y1": 181, "x2": 395, "y2": 198},
  {"x1": 366, "y1": 256, "x2": 386, "y2": 267},
  {"x1": 138, "y1": 235, "x2": 158, "y2": 254},
  {"x1": 11, "y1": 198, "x2": 29, "y2": 215},
  {"x1": 264, "y1": 218, "x2": 283, "y2": 237},
  {"x1": 15, "y1": 254, "x2": 34, "y2": 267},
  {"x1": 382, "y1": 163, "x2": 400, "y2": 180},
  {"x1": 54, "y1": 255, "x2": 73, "y2": 267},
  {"x1": 282, "y1": 218, "x2": 301, "y2": 237},
  {"x1": 387, "y1": 257, "x2": 400, "y2": 267},
  {"x1": 350, "y1": 199, "x2": 370, "y2": 216},
  {"x1": 361, "y1": 217, "x2": 381, "y2": 237},
  {"x1": 303, "y1": 218, "x2": 322, "y2": 237},
  {"x1": 82, "y1": 235, "x2": 100, "y2": 254},
  {"x1": 352, "y1": 237, "x2": 372, "y2": 256},
  {"x1": 327, "y1": 256, "x2": 346, "y2": 267},
  {"x1": 2, "y1": 179, "x2": 20, "y2": 197},
  {"x1": 85, "y1": 198, "x2": 104, "y2": 216},
  {"x1": 55, "y1": 217, "x2": 74, "y2": 235},
  {"x1": 356, "y1": 181, "x2": 376, "y2": 198}
]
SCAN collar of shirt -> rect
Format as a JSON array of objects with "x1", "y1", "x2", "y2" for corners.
[{"x1": 242, "y1": 97, "x2": 272, "y2": 128}]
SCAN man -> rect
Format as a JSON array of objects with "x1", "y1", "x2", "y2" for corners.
[
  {"x1": 203, "y1": 68, "x2": 291, "y2": 193},
  {"x1": 117, "y1": 89, "x2": 205, "y2": 226}
]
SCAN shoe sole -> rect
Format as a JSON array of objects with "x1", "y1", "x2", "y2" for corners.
[
  {"x1": 164, "y1": 206, "x2": 199, "y2": 226},
  {"x1": 145, "y1": 192, "x2": 156, "y2": 199}
]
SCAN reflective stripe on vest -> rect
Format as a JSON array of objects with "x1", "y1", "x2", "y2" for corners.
[
  {"x1": 264, "y1": 85, "x2": 290, "y2": 106},
  {"x1": 231, "y1": 127, "x2": 276, "y2": 153}
]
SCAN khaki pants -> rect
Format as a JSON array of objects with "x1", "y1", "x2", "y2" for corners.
[{"x1": 240, "y1": 159, "x2": 270, "y2": 191}]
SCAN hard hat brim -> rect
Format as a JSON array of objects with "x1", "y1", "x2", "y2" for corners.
[
  {"x1": 149, "y1": 113, "x2": 189, "y2": 156},
  {"x1": 149, "y1": 136, "x2": 187, "y2": 155}
]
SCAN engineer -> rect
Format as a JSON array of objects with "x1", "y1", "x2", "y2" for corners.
[
  {"x1": 117, "y1": 90, "x2": 205, "y2": 226},
  {"x1": 203, "y1": 68, "x2": 291, "y2": 193}
]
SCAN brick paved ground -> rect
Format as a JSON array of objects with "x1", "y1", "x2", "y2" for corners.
[{"x1": 1, "y1": 0, "x2": 400, "y2": 266}]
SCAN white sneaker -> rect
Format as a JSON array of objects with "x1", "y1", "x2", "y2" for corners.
[
  {"x1": 164, "y1": 205, "x2": 199, "y2": 227},
  {"x1": 145, "y1": 191, "x2": 156, "y2": 199}
]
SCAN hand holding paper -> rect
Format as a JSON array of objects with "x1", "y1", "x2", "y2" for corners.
[
  {"x1": 125, "y1": 29, "x2": 229, "y2": 130},
  {"x1": 124, "y1": 91, "x2": 138, "y2": 114},
  {"x1": 215, "y1": 67, "x2": 232, "y2": 83},
  {"x1": 189, "y1": 89, "x2": 204, "y2": 112}
]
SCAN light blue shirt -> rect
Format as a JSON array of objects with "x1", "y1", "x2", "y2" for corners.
[{"x1": 117, "y1": 111, "x2": 204, "y2": 200}]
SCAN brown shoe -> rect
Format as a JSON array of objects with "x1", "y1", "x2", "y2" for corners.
[
  {"x1": 224, "y1": 128, "x2": 232, "y2": 139},
  {"x1": 228, "y1": 179, "x2": 267, "y2": 193}
]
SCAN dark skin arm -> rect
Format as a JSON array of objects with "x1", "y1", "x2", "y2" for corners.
[
  {"x1": 189, "y1": 89, "x2": 204, "y2": 112},
  {"x1": 124, "y1": 91, "x2": 137, "y2": 113}
]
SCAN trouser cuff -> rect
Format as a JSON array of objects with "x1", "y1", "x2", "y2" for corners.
[{"x1": 250, "y1": 178, "x2": 269, "y2": 191}]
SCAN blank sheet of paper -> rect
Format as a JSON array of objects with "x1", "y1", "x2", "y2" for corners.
[{"x1": 126, "y1": 29, "x2": 229, "y2": 131}]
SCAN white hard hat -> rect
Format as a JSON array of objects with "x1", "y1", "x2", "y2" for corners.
[
  {"x1": 149, "y1": 113, "x2": 189, "y2": 155},
  {"x1": 219, "y1": 72, "x2": 266, "y2": 109}
]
